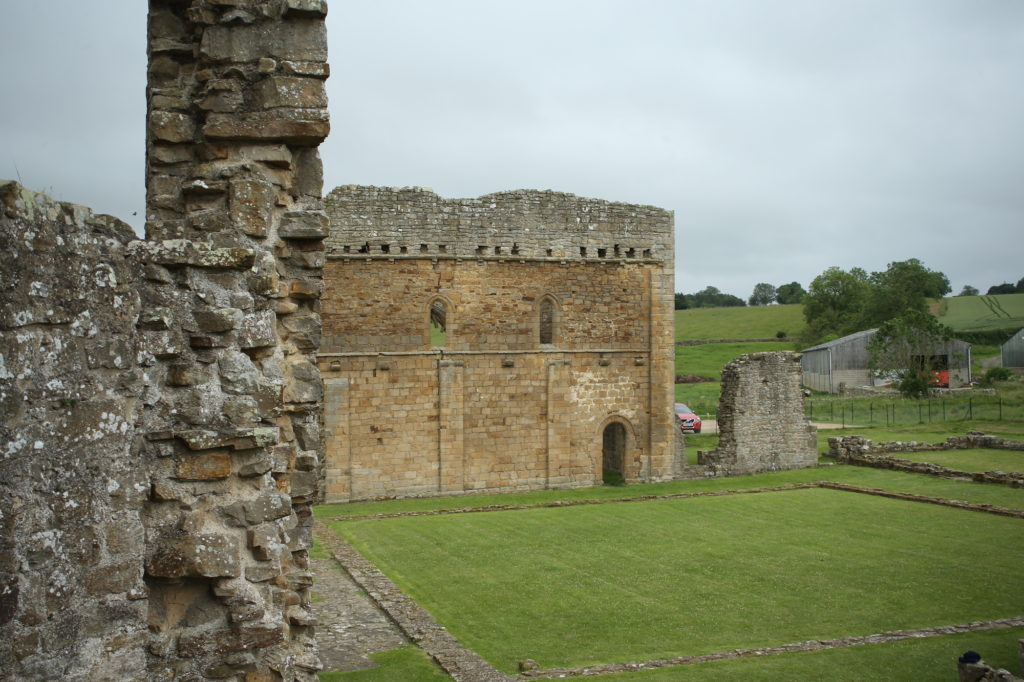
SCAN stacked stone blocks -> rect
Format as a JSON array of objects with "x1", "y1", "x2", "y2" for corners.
[
  {"x1": 700, "y1": 352, "x2": 818, "y2": 476},
  {"x1": 142, "y1": 0, "x2": 330, "y2": 678},
  {"x1": 0, "y1": 184, "x2": 150, "y2": 680},
  {"x1": 1, "y1": 1, "x2": 330, "y2": 679}
]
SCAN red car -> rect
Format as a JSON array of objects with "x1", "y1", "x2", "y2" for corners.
[{"x1": 674, "y1": 403, "x2": 702, "y2": 433}]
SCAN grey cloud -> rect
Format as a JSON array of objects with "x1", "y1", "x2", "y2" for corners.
[{"x1": 1, "y1": 1, "x2": 1020, "y2": 298}]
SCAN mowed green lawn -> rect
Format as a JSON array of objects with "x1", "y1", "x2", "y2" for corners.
[
  {"x1": 594, "y1": 626, "x2": 1024, "y2": 681},
  {"x1": 330, "y1": 487, "x2": 1024, "y2": 674},
  {"x1": 895, "y1": 448, "x2": 1024, "y2": 473}
]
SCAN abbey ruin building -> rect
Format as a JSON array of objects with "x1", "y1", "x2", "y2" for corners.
[{"x1": 318, "y1": 185, "x2": 680, "y2": 501}]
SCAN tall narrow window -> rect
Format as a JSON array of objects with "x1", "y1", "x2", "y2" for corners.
[
  {"x1": 429, "y1": 299, "x2": 447, "y2": 347},
  {"x1": 539, "y1": 297, "x2": 555, "y2": 345}
]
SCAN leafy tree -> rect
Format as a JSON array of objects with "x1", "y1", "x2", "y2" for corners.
[
  {"x1": 987, "y1": 278, "x2": 1024, "y2": 295},
  {"x1": 958, "y1": 285, "x2": 979, "y2": 297},
  {"x1": 867, "y1": 310, "x2": 956, "y2": 399},
  {"x1": 775, "y1": 281, "x2": 806, "y2": 305},
  {"x1": 802, "y1": 259, "x2": 951, "y2": 342},
  {"x1": 861, "y1": 258, "x2": 951, "y2": 327},
  {"x1": 748, "y1": 283, "x2": 777, "y2": 306},
  {"x1": 688, "y1": 286, "x2": 746, "y2": 308},
  {"x1": 674, "y1": 293, "x2": 690, "y2": 310},
  {"x1": 802, "y1": 266, "x2": 871, "y2": 341},
  {"x1": 690, "y1": 286, "x2": 722, "y2": 307}
]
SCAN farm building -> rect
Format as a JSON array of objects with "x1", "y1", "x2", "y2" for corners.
[
  {"x1": 800, "y1": 329, "x2": 972, "y2": 394},
  {"x1": 1003, "y1": 328, "x2": 1024, "y2": 368}
]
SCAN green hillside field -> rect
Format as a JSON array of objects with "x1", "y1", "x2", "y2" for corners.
[
  {"x1": 675, "y1": 304, "x2": 803, "y2": 341},
  {"x1": 937, "y1": 293, "x2": 1024, "y2": 333}
]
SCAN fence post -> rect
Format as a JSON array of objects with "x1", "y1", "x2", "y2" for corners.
[
  {"x1": 918, "y1": 402, "x2": 923, "y2": 424},
  {"x1": 969, "y1": 397, "x2": 973, "y2": 420}
]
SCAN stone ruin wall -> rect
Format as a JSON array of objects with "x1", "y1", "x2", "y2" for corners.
[
  {"x1": 1, "y1": 0, "x2": 329, "y2": 679},
  {"x1": 829, "y1": 432, "x2": 1024, "y2": 487},
  {"x1": 1, "y1": 185, "x2": 151, "y2": 680},
  {"x1": 700, "y1": 351, "x2": 817, "y2": 476},
  {"x1": 319, "y1": 186, "x2": 680, "y2": 501}
]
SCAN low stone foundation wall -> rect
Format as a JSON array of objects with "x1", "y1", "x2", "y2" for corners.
[{"x1": 828, "y1": 432, "x2": 1024, "y2": 487}]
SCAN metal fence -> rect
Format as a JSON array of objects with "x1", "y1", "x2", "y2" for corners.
[{"x1": 804, "y1": 396, "x2": 1024, "y2": 427}]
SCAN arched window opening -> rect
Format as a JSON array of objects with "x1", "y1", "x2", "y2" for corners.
[
  {"x1": 539, "y1": 297, "x2": 556, "y2": 345},
  {"x1": 602, "y1": 422, "x2": 627, "y2": 486},
  {"x1": 429, "y1": 299, "x2": 447, "y2": 347}
]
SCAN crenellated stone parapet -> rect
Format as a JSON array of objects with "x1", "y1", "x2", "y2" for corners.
[{"x1": 324, "y1": 185, "x2": 674, "y2": 263}]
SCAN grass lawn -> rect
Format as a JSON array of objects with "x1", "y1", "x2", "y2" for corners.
[
  {"x1": 892, "y1": 448, "x2": 1024, "y2": 474},
  {"x1": 330, "y1": 487, "x2": 1024, "y2": 674},
  {"x1": 595, "y1": 627, "x2": 1024, "y2": 681},
  {"x1": 675, "y1": 305, "x2": 804, "y2": 341},
  {"x1": 316, "y1": 462, "x2": 1024, "y2": 520}
]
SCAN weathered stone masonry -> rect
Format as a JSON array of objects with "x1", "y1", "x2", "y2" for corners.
[
  {"x1": 1, "y1": 1, "x2": 329, "y2": 679},
  {"x1": 319, "y1": 186, "x2": 680, "y2": 502},
  {"x1": 0, "y1": 185, "x2": 151, "y2": 681},
  {"x1": 699, "y1": 352, "x2": 817, "y2": 476}
]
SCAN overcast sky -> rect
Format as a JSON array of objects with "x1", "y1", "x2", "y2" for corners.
[{"x1": 2, "y1": 1, "x2": 1021, "y2": 299}]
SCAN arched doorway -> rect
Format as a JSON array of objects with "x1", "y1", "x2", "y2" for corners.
[{"x1": 602, "y1": 421, "x2": 627, "y2": 485}]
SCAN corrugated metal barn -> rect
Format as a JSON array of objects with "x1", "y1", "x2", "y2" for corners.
[
  {"x1": 1003, "y1": 328, "x2": 1024, "y2": 368},
  {"x1": 800, "y1": 329, "x2": 972, "y2": 394}
]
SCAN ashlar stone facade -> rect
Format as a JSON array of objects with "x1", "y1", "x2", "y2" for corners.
[{"x1": 319, "y1": 186, "x2": 680, "y2": 502}]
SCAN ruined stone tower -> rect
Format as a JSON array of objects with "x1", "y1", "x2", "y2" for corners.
[
  {"x1": 1, "y1": 1, "x2": 329, "y2": 679},
  {"x1": 318, "y1": 186, "x2": 680, "y2": 501}
]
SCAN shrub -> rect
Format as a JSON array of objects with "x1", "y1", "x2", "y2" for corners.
[
  {"x1": 981, "y1": 367, "x2": 1014, "y2": 386},
  {"x1": 776, "y1": 330, "x2": 787, "y2": 339}
]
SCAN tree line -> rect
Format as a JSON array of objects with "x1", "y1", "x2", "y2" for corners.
[
  {"x1": 677, "y1": 271, "x2": 1021, "y2": 316},
  {"x1": 801, "y1": 258, "x2": 950, "y2": 344},
  {"x1": 982, "y1": 278, "x2": 1024, "y2": 295},
  {"x1": 674, "y1": 281, "x2": 807, "y2": 310}
]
